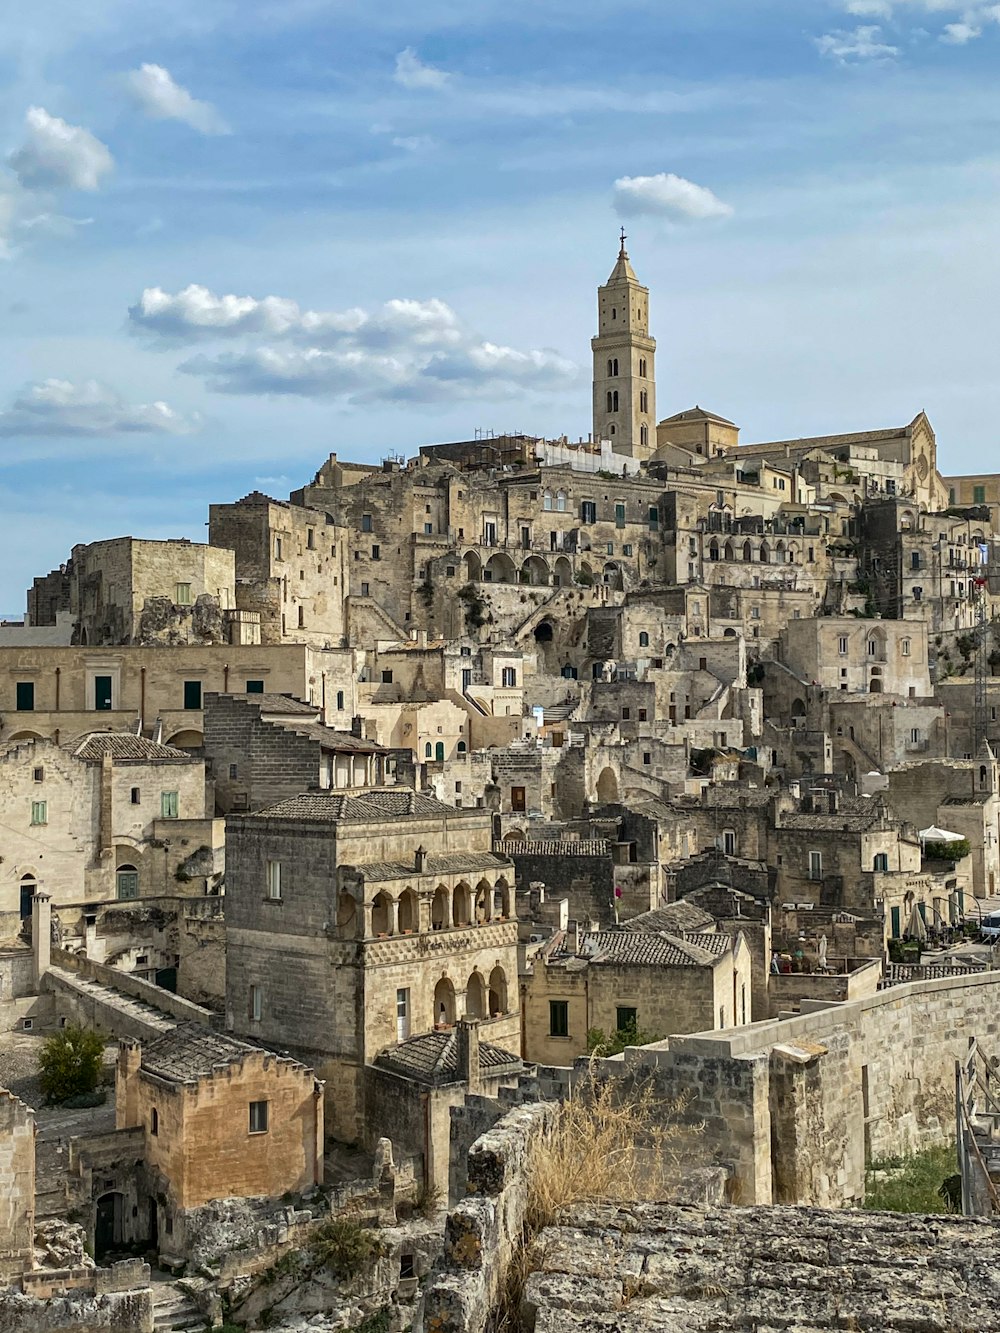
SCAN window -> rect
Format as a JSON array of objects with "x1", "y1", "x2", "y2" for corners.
[
  {"x1": 266, "y1": 860, "x2": 282, "y2": 900},
  {"x1": 913, "y1": 586, "x2": 922, "y2": 602},
  {"x1": 974, "y1": 486, "x2": 986, "y2": 504},
  {"x1": 949, "y1": 488, "x2": 956, "y2": 505},
  {"x1": 250, "y1": 985, "x2": 263, "y2": 1022},
  {"x1": 911, "y1": 551, "x2": 921, "y2": 570},
  {"x1": 639, "y1": 390, "x2": 648, "y2": 413},
  {"x1": 648, "y1": 507, "x2": 659, "y2": 531},
  {"x1": 362, "y1": 514, "x2": 373, "y2": 532},
  {"x1": 910, "y1": 728, "x2": 921, "y2": 744},
  {"x1": 607, "y1": 542, "x2": 615, "y2": 555},
  {"x1": 94, "y1": 675, "x2": 113, "y2": 711},
  {"x1": 245, "y1": 679, "x2": 264, "y2": 693},
  {"x1": 160, "y1": 791, "x2": 178, "y2": 819},
  {"x1": 183, "y1": 680, "x2": 202, "y2": 710},
  {"x1": 615, "y1": 502, "x2": 626, "y2": 529},
  {"x1": 400, "y1": 1254, "x2": 416, "y2": 1281},
  {"x1": 808, "y1": 851, "x2": 823, "y2": 881},
  {"x1": 307, "y1": 528, "x2": 315, "y2": 549},
  {"x1": 838, "y1": 636, "x2": 848, "y2": 655},
  {"x1": 371, "y1": 545, "x2": 380, "y2": 560},
  {"x1": 549, "y1": 1000, "x2": 569, "y2": 1037},
  {"x1": 723, "y1": 829, "x2": 737, "y2": 856},
  {"x1": 249, "y1": 1100, "x2": 269, "y2": 1134},
  {"x1": 543, "y1": 491, "x2": 553, "y2": 511},
  {"x1": 581, "y1": 501, "x2": 597, "y2": 524},
  {"x1": 228, "y1": 763, "x2": 238, "y2": 780},
  {"x1": 638, "y1": 708, "x2": 647, "y2": 722},
  {"x1": 502, "y1": 668, "x2": 517, "y2": 688},
  {"x1": 336, "y1": 689, "x2": 345, "y2": 710},
  {"x1": 622, "y1": 707, "x2": 630, "y2": 720},
  {"x1": 381, "y1": 669, "x2": 393, "y2": 684},
  {"x1": 116, "y1": 866, "x2": 139, "y2": 900},
  {"x1": 867, "y1": 638, "x2": 877, "y2": 656},
  {"x1": 361, "y1": 582, "x2": 370, "y2": 597},
  {"x1": 30, "y1": 801, "x2": 47, "y2": 826},
  {"x1": 15, "y1": 681, "x2": 34, "y2": 711},
  {"x1": 901, "y1": 638, "x2": 911, "y2": 657},
  {"x1": 873, "y1": 853, "x2": 889, "y2": 873},
  {"x1": 616, "y1": 1006, "x2": 637, "y2": 1032},
  {"x1": 32, "y1": 767, "x2": 44, "y2": 783},
  {"x1": 297, "y1": 605, "x2": 305, "y2": 628},
  {"x1": 150, "y1": 1108, "x2": 158, "y2": 1136},
  {"x1": 638, "y1": 631, "x2": 650, "y2": 648},
  {"x1": 556, "y1": 491, "x2": 567, "y2": 512},
  {"x1": 424, "y1": 523, "x2": 433, "y2": 535},
  {"x1": 623, "y1": 543, "x2": 633, "y2": 556},
  {"x1": 175, "y1": 583, "x2": 192, "y2": 606},
  {"x1": 750, "y1": 607, "x2": 760, "y2": 620},
  {"x1": 639, "y1": 357, "x2": 647, "y2": 376}
]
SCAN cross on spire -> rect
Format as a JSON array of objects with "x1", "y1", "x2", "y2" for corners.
[{"x1": 619, "y1": 226, "x2": 627, "y2": 255}]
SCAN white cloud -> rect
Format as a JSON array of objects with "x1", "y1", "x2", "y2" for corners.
[
  {"x1": 0, "y1": 379, "x2": 201, "y2": 438},
  {"x1": 391, "y1": 135, "x2": 434, "y2": 152},
  {"x1": 393, "y1": 47, "x2": 450, "y2": 91},
  {"x1": 129, "y1": 283, "x2": 576, "y2": 403},
  {"x1": 7, "y1": 107, "x2": 113, "y2": 192},
  {"x1": 815, "y1": 24, "x2": 900, "y2": 61},
  {"x1": 126, "y1": 63, "x2": 229, "y2": 134},
  {"x1": 845, "y1": 0, "x2": 895, "y2": 16},
  {"x1": 941, "y1": 18, "x2": 981, "y2": 38},
  {"x1": 613, "y1": 173, "x2": 733, "y2": 222}
]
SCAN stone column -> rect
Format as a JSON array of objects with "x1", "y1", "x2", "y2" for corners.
[
  {"x1": 31, "y1": 891, "x2": 51, "y2": 989},
  {"x1": 455, "y1": 1017, "x2": 481, "y2": 1094}
]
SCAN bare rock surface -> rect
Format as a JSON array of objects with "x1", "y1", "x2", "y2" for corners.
[{"x1": 522, "y1": 1201, "x2": 1000, "y2": 1332}]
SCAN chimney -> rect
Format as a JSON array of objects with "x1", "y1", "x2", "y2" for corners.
[
  {"x1": 569, "y1": 919, "x2": 581, "y2": 954},
  {"x1": 414, "y1": 845, "x2": 428, "y2": 873},
  {"x1": 455, "y1": 1017, "x2": 481, "y2": 1094},
  {"x1": 828, "y1": 789, "x2": 840, "y2": 814},
  {"x1": 31, "y1": 891, "x2": 52, "y2": 988},
  {"x1": 117, "y1": 1040, "x2": 143, "y2": 1128}
]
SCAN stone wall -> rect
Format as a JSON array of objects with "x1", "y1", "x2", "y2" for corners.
[
  {"x1": 1, "y1": 1259, "x2": 152, "y2": 1333},
  {"x1": 48, "y1": 948, "x2": 213, "y2": 1025},
  {"x1": 0, "y1": 1089, "x2": 34, "y2": 1281},
  {"x1": 597, "y1": 969, "x2": 1000, "y2": 1208}
]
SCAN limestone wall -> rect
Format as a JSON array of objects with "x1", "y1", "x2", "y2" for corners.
[
  {"x1": 1, "y1": 1259, "x2": 152, "y2": 1332},
  {"x1": 0, "y1": 1089, "x2": 34, "y2": 1281}
]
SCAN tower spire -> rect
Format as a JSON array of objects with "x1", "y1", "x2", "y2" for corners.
[{"x1": 619, "y1": 226, "x2": 627, "y2": 255}]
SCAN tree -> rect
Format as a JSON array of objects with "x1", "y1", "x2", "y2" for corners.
[
  {"x1": 38, "y1": 1025, "x2": 105, "y2": 1104},
  {"x1": 586, "y1": 1020, "x2": 662, "y2": 1058}
]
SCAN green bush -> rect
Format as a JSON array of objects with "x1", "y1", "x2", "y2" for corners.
[
  {"x1": 865, "y1": 1144, "x2": 957, "y2": 1213},
  {"x1": 923, "y1": 838, "x2": 970, "y2": 862},
  {"x1": 587, "y1": 1020, "x2": 662, "y2": 1058},
  {"x1": 309, "y1": 1219, "x2": 380, "y2": 1281},
  {"x1": 38, "y1": 1026, "x2": 104, "y2": 1105}
]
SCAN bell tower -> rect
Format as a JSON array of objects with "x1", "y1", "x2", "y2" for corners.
[{"x1": 591, "y1": 230, "x2": 656, "y2": 459}]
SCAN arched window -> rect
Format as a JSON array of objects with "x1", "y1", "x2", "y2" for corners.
[
  {"x1": 424, "y1": 742, "x2": 432, "y2": 758},
  {"x1": 609, "y1": 425, "x2": 616, "y2": 436},
  {"x1": 742, "y1": 541, "x2": 753, "y2": 562},
  {"x1": 372, "y1": 891, "x2": 392, "y2": 936},
  {"x1": 639, "y1": 631, "x2": 649, "y2": 647},
  {"x1": 640, "y1": 424, "x2": 648, "y2": 448},
  {"x1": 336, "y1": 690, "x2": 345, "y2": 710},
  {"x1": 488, "y1": 965, "x2": 508, "y2": 1016},
  {"x1": 466, "y1": 971, "x2": 486, "y2": 1018},
  {"x1": 612, "y1": 358, "x2": 619, "y2": 376},
  {"x1": 543, "y1": 490, "x2": 553, "y2": 511},
  {"x1": 434, "y1": 977, "x2": 456, "y2": 1028},
  {"x1": 452, "y1": 883, "x2": 472, "y2": 928},
  {"x1": 607, "y1": 391, "x2": 613, "y2": 412},
  {"x1": 19, "y1": 874, "x2": 37, "y2": 920},
  {"x1": 709, "y1": 539, "x2": 720, "y2": 562},
  {"x1": 431, "y1": 886, "x2": 449, "y2": 931},
  {"x1": 116, "y1": 865, "x2": 139, "y2": 901},
  {"x1": 556, "y1": 491, "x2": 567, "y2": 512},
  {"x1": 607, "y1": 358, "x2": 613, "y2": 376},
  {"x1": 611, "y1": 307, "x2": 617, "y2": 320},
  {"x1": 612, "y1": 390, "x2": 619, "y2": 412},
  {"x1": 398, "y1": 888, "x2": 418, "y2": 933},
  {"x1": 457, "y1": 740, "x2": 467, "y2": 754}
]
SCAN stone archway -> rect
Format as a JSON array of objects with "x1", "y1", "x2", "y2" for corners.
[{"x1": 596, "y1": 767, "x2": 619, "y2": 803}]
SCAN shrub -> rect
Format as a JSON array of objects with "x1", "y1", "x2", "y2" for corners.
[
  {"x1": 309, "y1": 1218, "x2": 380, "y2": 1281},
  {"x1": 923, "y1": 838, "x2": 970, "y2": 862},
  {"x1": 865, "y1": 1144, "x2": 957, "y2": 1213},
  {"x1": 38, "y1": 1026, "x2": 104, "y2": 1105},
  {"x1": 586, "y1": 1022, "x2": 662, "y2": 1058}
]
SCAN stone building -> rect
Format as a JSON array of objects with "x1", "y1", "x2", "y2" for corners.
[
  {"x1": 30, "y1": 537, "x2": 238, "y2": 647},
  {"x1": 520, "y1": 923, "x2": 752, "y2": 1065},
  {"x1": 591, "y1": 236, "x2": 656, "y2": 457},
  {"x1": 0, "y1": 641, "x2": 355, "y2": 751},
  {"x1": 225, "y1": 790, "x2": 520, "y2": 1143},
  {"x1": 94, "y1": 1028, "x2": 323, "y2": 1261},
  {"x1": 0, "y1": 731, "x2": 213, "y2": 939},
  {"x1": 203, "y1": 691, "x2": 387, "y2": 814},
  {"x1": 777, "y1": 615, "x2": 932, "y2": 697}
]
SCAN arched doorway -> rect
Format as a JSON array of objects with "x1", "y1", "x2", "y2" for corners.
[
  {"x1": 488, "y1": 965, "x2": 508, "y2": 1017},
  {"x1": 434, "y1": 976, "x2": 456, "y2": 1028},
  {"x1": 466, "y1": 970, "x2": 486, "y2": 1018},
  {"x1": 398, "y1": 888, "x2": 418, "y2": 933},
  {"x1": 484, "y1": 553, "x2": 516, "y2": 584},
  {"x1": 116, "y1": 864, "x2": 139, "y2": 901},
  {"x1": 431, "y1": 886, "x2": 449, "y2": 930},
  {"x1": 463, "y1": 551, "x2": 482, "y2": 582},
  {"x1": 553, "y1": 556, "x2": 572, "y2": 587},
  {"x1": 19, "y1": 874, "x2": 37, "y2": 921},
  {"x1": 95, "y1": 1192, "x2": 124, "y2": 1260},
  {"x1": 534, "y1": 621, "x2": 554, "y2": 644},
  {"x1": 596, "y1": 767, "x2": 619, "y2": 803}
]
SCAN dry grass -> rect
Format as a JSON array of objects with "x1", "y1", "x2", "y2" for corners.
[
  {"x1": 496, "y1": 1069, "x2": 704, "y2": 1333},
  {"x1": 524, "y1": 1068, "x2": 703, "y2": 1233}
]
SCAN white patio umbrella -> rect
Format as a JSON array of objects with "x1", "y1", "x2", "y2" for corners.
[
  {"x1": 906, "y1": 901, "x2": 928, "y2": 941},
  {"x1": 918, "y1": 826, "x2": 964, "y2": 843}
]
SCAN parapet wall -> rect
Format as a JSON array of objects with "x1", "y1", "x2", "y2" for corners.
[
  {"x1": 48, "y1": 949, "x2": 214, "y2": 1025},
  {"x1": 600, "y1": 969, "x2": 1000, "y2": 1207},
  {"x1": 2, "y1": 1259, "x2": 152, "y2": 1332}
]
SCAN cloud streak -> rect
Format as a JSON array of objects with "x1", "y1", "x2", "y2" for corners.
[
  {"x1": 0, "y1": 380, "x2": 202, "y2": 438},
  {"x1": 393, "y1": 48, "x2": 450, "y2": 90},
  {"x1": 129, "y1": 283, "x2": 577, "y2": 403},
  {"x1": 614, "y1": 173, "x2": 733, "y2": 221},
  {"x1": 126, "y1": 63, "x2": 230, "y2": 134}
]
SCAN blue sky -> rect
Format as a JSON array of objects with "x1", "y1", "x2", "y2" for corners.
[{"x1": 2, "y1": 0, "x2": 1000, "y2": 611}]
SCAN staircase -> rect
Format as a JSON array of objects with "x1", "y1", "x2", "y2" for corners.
[
  {"x1": 46, "y1": 966, "x2": 179, "y2": 1042},
  {"x1": 152, "y1": 1282, "x2": 204, "y2": 1332}
]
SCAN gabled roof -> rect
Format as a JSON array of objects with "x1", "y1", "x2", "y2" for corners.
[
  {"x1": 72, "y1": 732, "x2": 193, "y2": 763},
  {"x1": 374, "y1": 1031, "x2": 523, "y2": 1086},
  {"x1": 624, "y1": 902, "x2": 716, "y2": 935},
  {"x1": 252, "y1": 788, "x2": 460, "y2": 823},
  {"x1": 139, "y1": 1023, "x2": 310, "y2": 1082},
  {"x1": 569, "y1": 929, "x2": 729, "y2": 968}
]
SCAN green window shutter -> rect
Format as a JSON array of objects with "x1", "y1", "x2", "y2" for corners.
[
  {"x1": 16, "y1": 682, "x2": 34, "y2": 711},
  {"x1": 30, "y1": 801, "x2": 47, "y2": 825},
  {"x1": 161, "y1": 791, "x2": 178, "y2": 819}
]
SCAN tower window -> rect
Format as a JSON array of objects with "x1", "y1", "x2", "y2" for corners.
[
  {"x1": 639, "y1": 390, "x2": 648, "y2": 413},
  {"x1": 611, "y1": 307, "x2": 617, "y2": 320},
  {"x1": 639, "y1": 357, "x2": 647, "y2": 377},
  {"x1": 640, "y1": 425, "x2": 648, "y2": 448}
]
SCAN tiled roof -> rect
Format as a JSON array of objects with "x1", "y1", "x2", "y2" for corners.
[
  {"x1": 781, "y1": 797, "x2": 883, "y2": 832},
  {"x1": 501, "y1": 840, "x2": 611, "y2": 857},
  {"x1": 253, "y1": 788, "x2": 458, "y2": 822},
  {"x1": 247, "y1": 693, "x2": 319, "y2": 716},
  {"x1": 139, "y1": 1023, "x2": 309, "y2": 1082},
  {"x1": 357, "y1": 852, "x2": 512, "y2": 882},
  {"x1": 288, "y1": 722, "x2": 386, "y2": 754},
  {"x1": 374, "y1": 1031, "x2": 523, "y2": 1086},
  {"x1": 573, "y1": 930, "x2": 726, "y2": 968},
  {"x1": 624, "y1": 903, "x2": 716, "y2": 935},
  {"x1": 72, "y1": 732, "x2": 193, "y2": 762}
]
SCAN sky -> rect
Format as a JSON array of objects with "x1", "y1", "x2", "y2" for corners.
[{"x1": 2, "y1": 0, "x2": 1000, "y2": 612}]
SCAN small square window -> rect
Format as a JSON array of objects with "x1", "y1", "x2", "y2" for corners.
[
  {"x1": 616, "y1": 1006, "x2": 637, "y2": 1032},
  {"x1": 372, "y1": 545, "x2": 381, "y2": 560},
  {"x1": 32, "y1": 767, "x2": 44, "y2": 783},
  {"x1": 361, "y1": 582, "x2": 370, "y2": 597},
  {"x1": 382, "y1": 670, "x2": 393, "y2": 684},
  {"x1": 245, "y1": 680, "x2": 264, "y2": 694},
  {"x1": 229, "y1": 763, "x2": 238, "y2": 779},
  {"x1": 130, "y1": 787, "x2": 141, "y2": 804},
  {"x1": 249, "y1": 1100, "x2": 269, "y2": 1134},
  {"x1": 362, "y1": 515, "x2": 373, "y2": 532}
]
